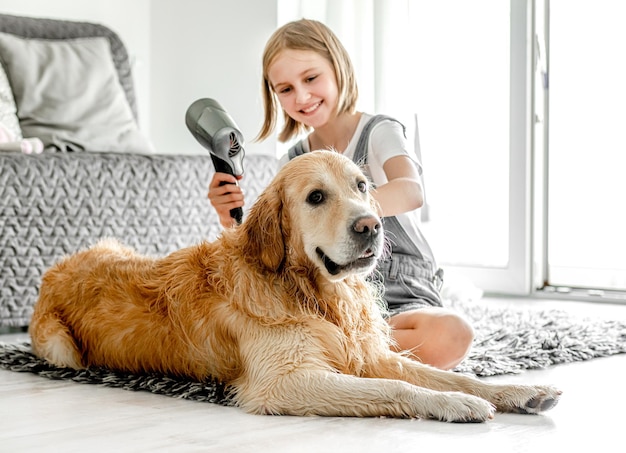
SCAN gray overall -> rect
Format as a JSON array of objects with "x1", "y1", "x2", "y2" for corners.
[{"x1": 288, "y1": 115, "x2": 443, "y2": 315}]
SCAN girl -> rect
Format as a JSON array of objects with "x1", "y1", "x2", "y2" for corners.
[{"x1": 208, "y1": 19, "x2": 473, "y2": 370}]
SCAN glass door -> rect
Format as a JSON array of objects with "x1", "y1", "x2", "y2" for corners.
[
  {"x1": 409, "y1": 0, "x2": 533, "y2": 295},
  {"x1": 542, "y1": 0, "x2": 626, "y2": 298}
]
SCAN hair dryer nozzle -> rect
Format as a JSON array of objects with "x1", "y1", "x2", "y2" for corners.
[{"x1": 185, "y1": 98, "x2": 245, "y2": 176}]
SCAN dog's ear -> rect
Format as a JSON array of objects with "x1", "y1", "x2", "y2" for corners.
[{"x1": 241, "y1": 185, "x2": 286, "y2": 272}]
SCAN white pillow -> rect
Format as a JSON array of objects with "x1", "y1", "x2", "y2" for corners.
[
  {"x1": 0, "y1": 60, "x2": 22, "y2": 140},
  {"x1": 0, "y1": 32, "x2": 154, "y2": 153}
]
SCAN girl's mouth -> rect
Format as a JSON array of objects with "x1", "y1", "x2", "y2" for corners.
[{"x1": 300, "y1": 102, "x2": 322, "y2": 115}]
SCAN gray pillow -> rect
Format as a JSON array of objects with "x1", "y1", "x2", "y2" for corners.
[{"x1": 0, "y1": 32, "x2": 154, "y2": 153}]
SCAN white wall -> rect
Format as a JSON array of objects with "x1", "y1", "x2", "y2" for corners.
[
  {"x1": 0, "y1": 0, "x2": 278, "y2": 156},
  {"x1": 150, "y1": 0, "x2": 278, "y2": 156}
]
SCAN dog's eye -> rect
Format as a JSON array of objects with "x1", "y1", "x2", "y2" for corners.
[
  {"x1": 307, "y1": 190, "x2": 325, "y2": 205},
  {"x1": 357, "y1": 180, "x2": 367, "y2": 193}
]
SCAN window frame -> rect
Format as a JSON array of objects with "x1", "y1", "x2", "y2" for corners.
[{"x1": 531, "y1": 0, "x2": 626, "y2": 303}]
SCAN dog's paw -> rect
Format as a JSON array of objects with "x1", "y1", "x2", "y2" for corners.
[
  {"x1": 419, "y1": 391, "x2": 496, "y2": 423},
  {"x1": 495, "y1": 385, "x2": 562, "y2": 414}
]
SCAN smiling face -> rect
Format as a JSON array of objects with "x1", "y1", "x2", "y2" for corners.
[
  {"x1": 268, "y1": 49, "x2": 340, "y2": 131},
  {"x1": 280, "y1": 151, "x2": 384, "y2": 281}
]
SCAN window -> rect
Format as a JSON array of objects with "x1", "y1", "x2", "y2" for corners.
[
  {"x1": 408, "y1": 0, "x2": 532, "y2": 294},
  {"x1": 543, "y1": 0, "x2": 626, "y2": 296},
  {"x1": 411, "y1": 0, "x2": 626, "y2": 300}
]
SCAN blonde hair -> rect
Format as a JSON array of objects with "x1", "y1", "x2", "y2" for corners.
[{"x1": 256, "y1": 19, "x2": 359, "y2": 143}]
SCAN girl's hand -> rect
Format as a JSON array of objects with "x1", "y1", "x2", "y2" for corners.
[{"x1": 208, "y1": 172, "x2": 245, "y2": 228}]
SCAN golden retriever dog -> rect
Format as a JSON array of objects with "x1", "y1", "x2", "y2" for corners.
[{"x1": 30, "y1": 151, "x2": 560, "y2": 422}]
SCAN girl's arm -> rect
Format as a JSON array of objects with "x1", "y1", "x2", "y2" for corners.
[{"x1": 371, "y1": 155, "x2": 424, "y2": 218}]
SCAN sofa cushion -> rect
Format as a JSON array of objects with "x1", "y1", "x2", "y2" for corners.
[{"x1": 0, "y1": 32, "x2": 153, "y2": 153}]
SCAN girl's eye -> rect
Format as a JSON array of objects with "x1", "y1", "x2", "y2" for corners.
[
  {"x1": 357, "y1": 180, "x2": 367, "y2": 193},
  {"x1": 307, "y1": 190, "x2": 325, "y2": 205},
  {"x1": 306, "y1": 75, "x2": 317, "y2": 83},
  {"x1": 279, "y1": 87, "x2": 291, "y2": 94}
]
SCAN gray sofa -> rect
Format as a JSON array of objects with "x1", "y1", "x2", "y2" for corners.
[{"x1": 0, "y1": 14, "x2": 277, "y2": 327}]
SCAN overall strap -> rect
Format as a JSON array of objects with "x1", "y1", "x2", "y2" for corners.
[
  {"x1": 352, "y1": 115, "x2": 407, "y2": 167},
  {"x1": 353, "y1": 115, "x2": 423, "y2": 260},
  {"x1": 287, "y1": 140, "x2": 307, "y2": 160}
]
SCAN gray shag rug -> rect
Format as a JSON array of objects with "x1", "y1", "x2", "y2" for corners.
[
  {"x1": 1, "y1": 298, "x2": 625, "y2": 405},
  {"x1": 449, "y1": 299, "x2": 626, "y2": 376}
]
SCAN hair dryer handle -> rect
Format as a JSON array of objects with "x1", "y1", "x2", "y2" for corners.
[{"x1": 210, "y1": 154, "x2": 243, "y2": 224}]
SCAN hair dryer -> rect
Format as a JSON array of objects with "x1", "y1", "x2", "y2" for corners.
[{"x1": 185, "y1": 98, "x2": 245, "y2": 224}]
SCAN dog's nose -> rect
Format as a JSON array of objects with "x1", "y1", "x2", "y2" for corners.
[{"x1": 352, "y1": 215, "x2": 381, "y2": 236}]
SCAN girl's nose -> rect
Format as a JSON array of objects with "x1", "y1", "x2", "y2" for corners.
[{"x1": 294, "y1": 86, "x2": 311, "y2": 104}]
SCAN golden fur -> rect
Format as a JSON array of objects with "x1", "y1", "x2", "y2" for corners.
[{"x1": 30, "y1": 151, "x2": 560, "y2": 421}]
